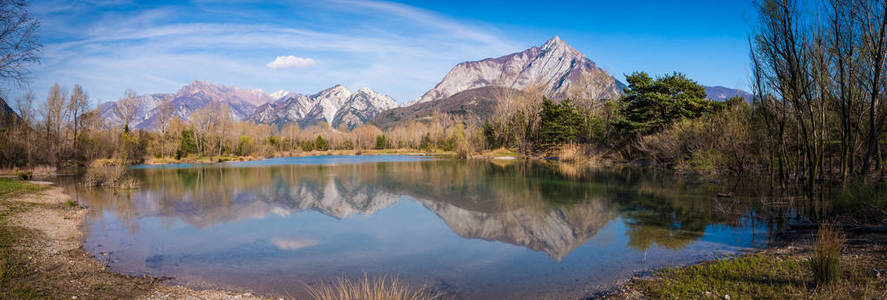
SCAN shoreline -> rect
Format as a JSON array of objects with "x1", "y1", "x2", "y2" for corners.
[{"x1": 2, "y1": 184, "x2": 270, "y2": 299}]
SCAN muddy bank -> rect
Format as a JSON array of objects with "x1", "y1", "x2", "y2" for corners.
[{"x1": 3, "y1": 185, "x2": 271, "y2": 299}]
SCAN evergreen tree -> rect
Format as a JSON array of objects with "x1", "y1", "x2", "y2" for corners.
[
  {"x1": 315, "y1": 135, "x2": 329, "y2": 151},
  {"x1": 615, "y1": 72, "x2": 713, "y2": 136},
  {"x1": 539, "y1": 98, "x2": 587, "y2": 150}
]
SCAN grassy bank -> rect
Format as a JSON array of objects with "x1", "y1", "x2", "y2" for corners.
[
  {"x1": 0, "y1": 179, "x2": 48, "y2": 298},
  {"x1": 617, "y1": 231, "x2": 887, "y2": 299}
]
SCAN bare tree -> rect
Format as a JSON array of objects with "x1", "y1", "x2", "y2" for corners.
[
  {"x1": 68, "y1": 84, "x2": 88, "y2": 152},
  {"x1": 155, "y1": 96, "x2": 174, "y2": 157},
  {"x1": 113, "y1": 89, "x2": 142, "y2": 132},
  {"x1": 0, "y1": 0, "x2": 40, "y2": 86},
  {"x1": 14, "y1": 90, "x2": 33, "y2": 165},
  {"x1": 859, "y1": 0, "x2": 887, "y2": 174},
  {"x1": 42, "y1": 83, "x2": 66, "y2": 164}
]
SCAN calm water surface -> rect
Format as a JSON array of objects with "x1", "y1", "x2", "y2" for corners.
[{"x1": 66, "y1": 155, "x2": 794, "y2": 299}]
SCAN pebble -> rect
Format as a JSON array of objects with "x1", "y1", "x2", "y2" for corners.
[{"x1": 724, "y1": 295, "x2": 731, "y2": 300}]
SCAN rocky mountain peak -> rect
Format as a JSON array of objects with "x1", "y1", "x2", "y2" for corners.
[
  {"x1": 541, "y1": 35, "x2": 564, "y2": 50},
  {"x1": 409, "y1": 36, "x2": 623, "y2": 105}
]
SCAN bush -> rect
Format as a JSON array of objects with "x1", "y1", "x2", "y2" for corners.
[
  {"x1": 375, "y1": 135, "x2": 387, "y2": 150},
  {"x1": 299, "y1": 140, "x2": 314, "y2": 151},
  {"x1": 315, "y1": 136, "x2": 329, "y2": 151},
  {"x1": 305, "y1": 274, "x2": 439, "y2": 300},
  {"x1": 556, "y1": 143, "x2": 585, "y2": 163},
  {"x1": 16, "y1": 171, "x2": 32, "y2": 181},
  {"x1": 809, "y1": 224, "x2": 844, "y2": 285},
  {"x1": 82, "y1": 161, "x2": 138, "y2": 189}
]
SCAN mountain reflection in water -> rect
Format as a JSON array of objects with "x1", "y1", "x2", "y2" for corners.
[{"x1": 71, "y1": 157, "x2": 777, "y2": 299}]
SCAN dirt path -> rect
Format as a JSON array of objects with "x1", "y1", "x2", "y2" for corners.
[{"x1": 5, "y1": 185, "x2": 271, "y2": 300}]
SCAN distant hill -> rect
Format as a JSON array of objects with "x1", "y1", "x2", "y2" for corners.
[
  {"x1": 0, "y1": 97, "x2": 20, "y2": 126},
  {"x1": 704, "y1": 86, "x2": 753, "y2": 102},
  {"x1": 371, "y1": 86, "x2": 518, "y2": 129}
]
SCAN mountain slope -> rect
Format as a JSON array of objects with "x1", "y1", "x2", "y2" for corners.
[
  {"x1": 251, "y1": 85, "x2": 397, "y2": 130},
  {"x1": 411, "y1": 36, "x2": 623, "y2": 105},
  {"x1": 371, "y1": 86, "x2": 518, "y2": 129},
  {"x1": 99, "y1": 81, "x2": 275, "y2": 130},
  {"x1": 704, "y1": 86, "x2": 753, "y2": 101},
  {"x1": 0, "y1": 97, "x2": 20, "y2": 126}
]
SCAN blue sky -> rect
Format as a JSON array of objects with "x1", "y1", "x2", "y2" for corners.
[{"x1": 15, "y1": 0, "x2": 755, "y2": 106}]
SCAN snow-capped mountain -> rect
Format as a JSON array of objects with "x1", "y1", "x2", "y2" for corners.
[
  {"x1": 250, "y1": 85, "x2": 398, "y2": 130},
  {"x1": 410, "y1": 36, "x2": 624, "y2": 105},
  {"x1": 97, "y1": 81, "x2": 395, "y2": 131}
]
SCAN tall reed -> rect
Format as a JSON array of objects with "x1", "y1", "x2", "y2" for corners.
[{"x1": 808, "y1": 223, "x2": 844, "y2": 285}]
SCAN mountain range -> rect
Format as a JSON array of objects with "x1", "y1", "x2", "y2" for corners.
[
  {"x1": 96, "y1": 36, "x2": 751, "y2": 131},
  {"x1": 98, "y1": 81, "x2": 397, "y2": 130},
  {"x1": 249, "y1": 85, "x2": 398, "y2": 130}
]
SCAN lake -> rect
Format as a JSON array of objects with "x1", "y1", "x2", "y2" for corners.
[{"x1": 66, "y1": 155, "x2": 801, "y2": 299}]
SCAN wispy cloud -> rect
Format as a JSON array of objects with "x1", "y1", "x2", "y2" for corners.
[
  {"x1": 267, "y1": 56, "x2": 316, "y2": 69},
  {"x1": 23, "y1": 0, "x2": 520, "y2": 105}
]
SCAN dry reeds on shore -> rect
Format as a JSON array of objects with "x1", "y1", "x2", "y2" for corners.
[
  {"x1": 82, "y1": 160, "x2": 138, "y2": 189},
  {"x1": 305, "y1": 274, "x2": 440, "y2": 300},
  {"x1": 809, "y1": 223, "x2": 845, "y2": 285}
]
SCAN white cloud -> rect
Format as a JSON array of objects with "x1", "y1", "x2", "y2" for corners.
[
  {"x1": 266, "y1": 56, "x2": 316, "y2": 69},
  {"x1": 271, "y1": 237, "x2": 319, "y2": 251}
]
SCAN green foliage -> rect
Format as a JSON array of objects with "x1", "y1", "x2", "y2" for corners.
[
  {"x1": 236, "y1": 136, "x2": 255, "y2": 156},
  {"x1": 482, "y1": 120, "x2": 500, "y2": 149},
  {"x1": 314, "y1": 135, "x2": 329, "y2": 151},
  {"x1": 419, "y1": 133, "x2": 433, "y2": 151},
  {"x1": 539, "y1": 98, "x2": 587, "y2": 151},
  {"x1": 375, "y1": 135, "x2": 387, "y2": 150},
  {"x1": 176, "y1": 129, "x2": 198, "y2": 159},
  {"x1": 639, "y1": 254, "x2": 807, "y2": 299},
  {"x1": 616, "y1": 72, "x2": 715, "y2": 136},
  {"x1": 300, "y1": 140, "x2": 315, "y2": 151},
  {"x1": 686, "y1": 149, "x2": 720, "y2": 175},
  {"x1": 0, "y1": 178, "x2": 46, "y2": 200}
]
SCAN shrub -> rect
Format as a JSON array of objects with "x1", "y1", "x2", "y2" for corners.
[
  {"x1": 82, "y1": 161, "x2": 138, "y2": 189},
  {"x1": 16, "y1": 171, "x2": 32, "y2": 181},
  {"x1": 375, "y1": 135, "x2": 387, "y2": 150},
  {"x1": 305, "y1": 274, "x2": 439, "y2": 300},
  {"x1": 556, "y1": 143, "x2": 585, "y2": 163},
  {"x1": 315, "y1": 136, "x2": 329, "y2": 151},
  {"x1": 809, "y1": 224, "x2": 844, "y2": 285}
]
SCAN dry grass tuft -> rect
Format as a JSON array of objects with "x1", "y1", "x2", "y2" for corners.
[
  {"x1": 305, "y1": 274, "x2": 440, "y2": 300},
  {"x1": 555, "y1": 143, "x2": 584, "y2": 163},
  {"x1": 82, "y1": 161, "x2": 138, "y2": 189},
  {"x1": 809, "y1": 223, "x2": 845, "y2": 285}
]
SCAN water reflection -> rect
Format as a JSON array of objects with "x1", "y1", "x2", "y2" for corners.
[{"x1": 70, "y1": 157, "x2": 784, "y2": 298}]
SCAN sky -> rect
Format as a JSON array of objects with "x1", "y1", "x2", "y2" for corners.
[{"x1": 11, "y1": 0, "x2": 756, "y2": 106}]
